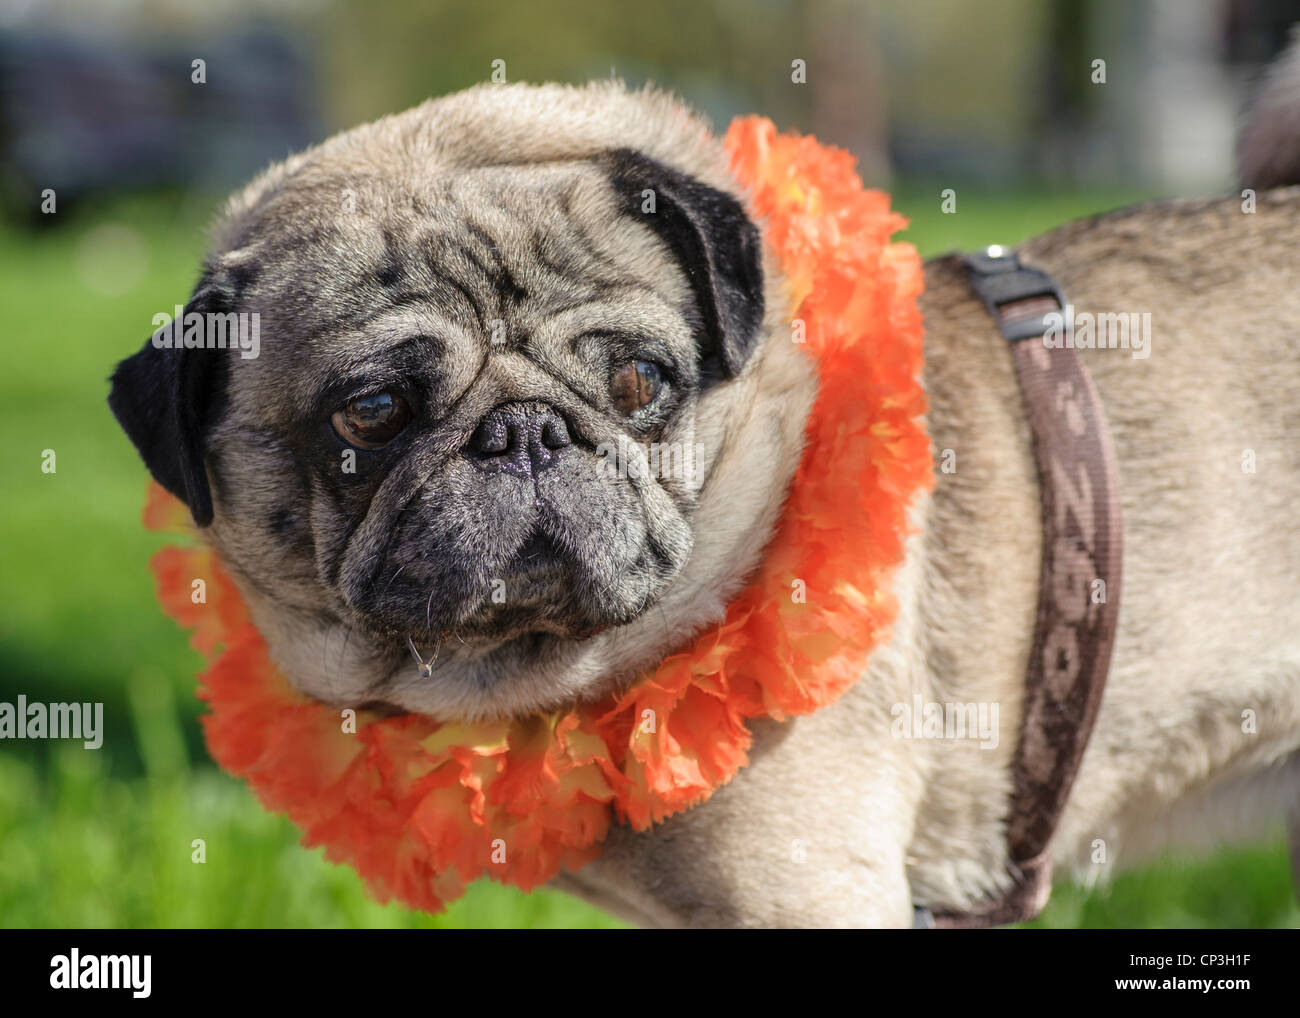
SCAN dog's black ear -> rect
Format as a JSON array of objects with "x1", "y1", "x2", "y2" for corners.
[
  {"x1": 108, "y1": 268, "x2": 233, "y2": 527},
  {"x1": 605, "y1": 149, "x2": 765, "y2": 381}
]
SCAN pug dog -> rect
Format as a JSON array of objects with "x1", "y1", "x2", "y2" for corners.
[{"x1": 110, "y1": 66, "x2": 1300, "y2": 927}]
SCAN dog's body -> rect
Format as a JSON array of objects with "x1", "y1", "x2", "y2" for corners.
[
  {"x1": 559, "y1": 194, "x2": 1300, "y2": 926},
  {"x1": 110, "y1": 77, "x2": 1300, "y2": 928}
]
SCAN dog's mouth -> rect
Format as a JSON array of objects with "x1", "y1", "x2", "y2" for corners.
[
  {"x1": 341, "y1": 485, "x2": 693, "y2": 678},
  {"x1": 511, "y1": 529, "x2": 567, "y2": 578},
  {"x1": 383, "y1": 527, "x2": 639, "y2": 662}
]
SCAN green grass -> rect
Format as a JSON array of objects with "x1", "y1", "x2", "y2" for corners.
[{"x1": 1, "y1": 184, "x2": 1295, "y2": 928}]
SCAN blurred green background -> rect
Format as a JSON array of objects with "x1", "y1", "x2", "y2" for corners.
[{"x1": 1, "y1": 0, "x2": 1297, "y2": 928}]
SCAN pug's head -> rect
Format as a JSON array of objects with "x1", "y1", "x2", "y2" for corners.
[{"x1": 109, "y1": 82, "x2": 815, "y2": 721}]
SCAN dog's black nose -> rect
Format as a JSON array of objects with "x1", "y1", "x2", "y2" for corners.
[{"x1": 465, "y1": 402, "x2": 571, "y2": 476}]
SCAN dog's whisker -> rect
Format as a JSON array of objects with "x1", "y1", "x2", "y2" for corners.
[
  {"x1": 378, "y1": 562, "x2": 408, "y2": 599},
  {"x1": 407, "y1": 634, "x2": 439, "y2": 678}
]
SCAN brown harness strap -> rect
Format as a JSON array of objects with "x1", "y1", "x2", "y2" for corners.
[{"x1": 926, "y1": 247, "x2": 1125, "y2": 929}]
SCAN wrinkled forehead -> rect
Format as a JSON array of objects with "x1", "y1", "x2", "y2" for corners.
[{"x1": 224, "y1": 160, "x2": 693, "y2": 416}]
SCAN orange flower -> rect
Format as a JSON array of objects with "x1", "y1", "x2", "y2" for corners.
[{"x1": 143, "y1": 116, "x2": 932, "y2": 913}]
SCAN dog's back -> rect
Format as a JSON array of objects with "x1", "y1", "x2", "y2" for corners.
[{"x1": 915, "y1": 189, "x2": 1300, "y2": 902}]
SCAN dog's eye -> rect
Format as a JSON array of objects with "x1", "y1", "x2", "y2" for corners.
[
  {"x1": 611, "y1": 360, "x2": 663, "y2": 415},
  {"x1": 331, "y1": 391, "x2": 412, "y2": 449}
]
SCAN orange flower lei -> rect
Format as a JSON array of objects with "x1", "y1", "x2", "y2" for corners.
[{"x1": 144, "y1": 117, "x2": 931, "y2": 913}]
